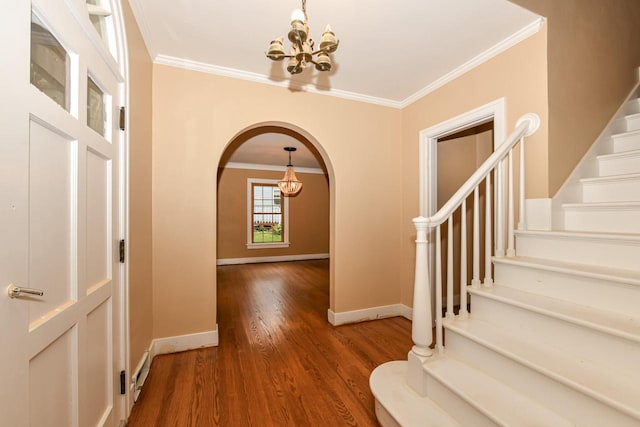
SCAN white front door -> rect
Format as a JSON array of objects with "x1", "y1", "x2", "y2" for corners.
[{"x1": 0, "y1": 1, "x2": 125, "y2": 425}]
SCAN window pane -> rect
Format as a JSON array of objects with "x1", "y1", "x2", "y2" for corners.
[
  {"x1": 30, "y1": 13, "x2": 69, "y2": 110},
  {"x1": 87, "y1": 77, "x2": 105, "y2": 136},
  {"x1": 251, "y1": 183, "x2": 285, "y2": 244},
  {"x1": 87, "y1": 0, "x2": 109, "y2": 46}
]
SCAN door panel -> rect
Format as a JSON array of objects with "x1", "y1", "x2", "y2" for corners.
[
  {"x1": 1, "y1": 1, "x2": 125, "y2": 425},
  {"x1": 29, "y1": 120, "x2": 75, "y2": 323}
]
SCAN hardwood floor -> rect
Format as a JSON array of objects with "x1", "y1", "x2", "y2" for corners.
[{"x1": 127, "y1": 260, "x2": 412, "y2": 426}]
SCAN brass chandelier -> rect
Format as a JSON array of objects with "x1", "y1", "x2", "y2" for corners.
[
  {"x1": 278, "y1": 147, "x2": 303, "y2": 196},
  {"x1": 266, "y1": 0, "x2": 339, "y2": 75}
]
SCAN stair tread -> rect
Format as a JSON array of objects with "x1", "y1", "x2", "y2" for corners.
[
  {"x1": 444, "y1": 317, "x2": 640, "y2": 417},
  {"x1": 492, "y1": 256, "x2": 640, "y2": 286},
  {"x1": 370, "y1": 361, "x2": 461, "y2": 427},
  {"x1": 597, "y1": 148, "x2": 640, "y2": 160},
  {"x1": 580, "y1": 172, "x2": 640, "y2": 183},
  {"x1": 612, "y1": 128, "x2": 640, "y2": 138},
  {"x1": 563, "y1": 201, "x2": 640, "y2": 208},
  {"x1": 516, "y1": 229, "x2": 640, "y2": 242},
  {"x1": 424, "y1": 356, "x2": 573, "y2": 427},
  {"x1": 468, "y1": 285, "x2": 640, "y2": 342}
]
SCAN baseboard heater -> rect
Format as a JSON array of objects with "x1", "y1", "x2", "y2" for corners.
[{"x1": 132, "y1": 350, "x2": 151, "y2": 402}]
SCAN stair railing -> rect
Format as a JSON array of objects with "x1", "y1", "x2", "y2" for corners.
[{"x1": 407, "y1": 113, "x2": 540, "y2": 393}]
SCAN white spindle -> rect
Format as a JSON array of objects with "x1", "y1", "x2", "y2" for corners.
[
  {"x1": 435, "y1": 225, "x2": 443, "y2": 352},
  {"x1": 446, "y1": 218, "x2": 454, "y2": 319},
  {"x1": 484, "y1": 174, "x2": 493, "y2": 286},
  {"x1": 472, "y1": 187, "x2": 480, "y2": 288},
  {"x1": 495, "y1": 159, "x2": 505, "y2": 257},
  {"x1": 507, "y1": 150, "x2": 515, "y2": 256},
  {"x1": 518, "y1": 137, "x2": 526, "y2": 230},
  {"x1": 410, "y1": 218, "x2": 433, "y2": 358},
  {"x1": 460, "y1": 199, "x2": 468, "y2": 318}
]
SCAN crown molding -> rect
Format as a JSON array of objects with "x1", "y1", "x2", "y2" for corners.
[
  {"x1": 128, "y1": 0, "x2": 158, "y2": 58},
  {"x1": 154, "y1": 55, "x2": 403, "y2": 109},
  {"x1": 399, "y1": 17, "x2": 545, "y2": 108},
  {"x1": 149, "y1": 17, "x2": 543, "y2": 110},
  {"x1": 223, "y1": 162, "x2": 325, "y2": 175}
]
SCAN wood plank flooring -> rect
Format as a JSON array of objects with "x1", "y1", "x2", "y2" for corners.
[{"x1": 127, "y1": 260, "x2": 412, "y2": 426}]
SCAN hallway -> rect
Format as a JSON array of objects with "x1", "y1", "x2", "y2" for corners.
[{"x1": 127, "y1": 260, "x2": 412, "y2": 426}]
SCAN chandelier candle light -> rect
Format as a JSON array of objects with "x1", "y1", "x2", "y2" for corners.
[
  {"x1": 278, "y1": 147, "x2": 303, "y2": 196},
  {"x1": 266, "y1": 0, "x2": 338, "y2": 74}
]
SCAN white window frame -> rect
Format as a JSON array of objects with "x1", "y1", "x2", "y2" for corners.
[{"x1": 247, "y1": 178, "x2": 290, "y2": 249}]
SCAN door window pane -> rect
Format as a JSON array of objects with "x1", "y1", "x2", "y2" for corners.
[
  {"x1": 30, "y1": 13, "x2": 69, "y2": 110},
  {"x1": 87, "y1": 77, "x2": 105, "y2": 136}
]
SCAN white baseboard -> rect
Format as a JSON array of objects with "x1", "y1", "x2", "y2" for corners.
[
  {"x1": 328, "y1": 304, "x2": 412, "y2": 326},
  {"x1": 150, "y1": 327, "x2": 219, "y2": 358},
  {"x1": 216, "y1": 253, "x2": 329, "y2": 266}
]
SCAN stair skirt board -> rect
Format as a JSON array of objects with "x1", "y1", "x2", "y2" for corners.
[
  {"x1": 468, "y1": 288, "x2": 640, "y2": 375},
  {"x1": 492, "y1": 258, "x2": 640, "y2": 316},
  {"x1": 443, "y1": 323, "x2": 640, "y2": 426},
  {"x1": 514, "y1": 230, "x2": 640, "y2": 271}
]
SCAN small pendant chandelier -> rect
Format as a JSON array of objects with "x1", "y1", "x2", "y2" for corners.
[
  {"x1": 266, "y1": 0, "x2": 339, "y2": 75},
  {"x1": 278, "y1": 147, "x2": 303, "y2": 196}
]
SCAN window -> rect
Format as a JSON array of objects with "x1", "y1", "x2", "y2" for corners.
[
  {"x1": 247, "y1": 179, "x2": 289, "y2": 249},
  {"x1": 30, "y1": 13, "x2": 70, "y2": 110}
]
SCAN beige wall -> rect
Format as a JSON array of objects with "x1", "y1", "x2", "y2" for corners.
[
  {"x1": 511, "y1": 0, "x2": 640, "y2": 195},
  {"x1": 217, "y1": 168, "x2": 329, "y2": 259},
  {"x1": 400, "y1": 28, "x2": 549, "y2": 307},
  {"x1": 122, "y1": 1, "x2": 154, "y2": 372},
  {"x1": 152, "y1": 65, "x2": 402, "y2": 338}
]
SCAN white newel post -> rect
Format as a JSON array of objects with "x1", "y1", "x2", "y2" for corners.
[{"x1": 407, "y1": 217, "x2": 433, "y2": 396}]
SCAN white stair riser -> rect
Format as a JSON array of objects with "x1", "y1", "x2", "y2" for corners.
[
  {"x1": 515, "y1": 233, "x2": 640, "y2": 271},
  {"x1": 425, "y1": 374, "x2": 498, "y2": 427},
  {"x1": 613, "y1": 131, "x2": 640, "y2": 153},
  {"x1": 564, "y1": 206, "x2": 640, "y2": 233},
  {"x1": 445, "y1": 331, "x2": 640, "y2": 427},
  {"x1": 626, "y1": 99, "x2": 640, "y2": 115},
  {"x1": 469, "y1": 293, "x2": 640, "y2": 374},
  {"x1": 624, "y1": 115, "x2": 640, "y2": 133},
  {"x1": 493, "y1": 262, "x2": 640, "y2": 317},
  {"x1": 598, "y1": 151, "x2": 640, "y2": 176},
  {"x1": 581, "y1": 177, "x2": 640, "y2": 202}
]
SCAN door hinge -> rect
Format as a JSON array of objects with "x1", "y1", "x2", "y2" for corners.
[
  {"x1": 119, "y1": 106, "x2": 125, "y2": 131},
  {"x1": 120, "y1": 370, "x2": 126, "y2": 395},
  {"x1": 119, "y1": 239, "x2": 125, "y2": 263}
]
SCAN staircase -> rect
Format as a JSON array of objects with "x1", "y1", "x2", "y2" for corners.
[{"x1": 370, "y1": 94, "x2": 640, "y2": 426}]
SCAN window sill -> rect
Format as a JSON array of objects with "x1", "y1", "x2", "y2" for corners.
[{"x1": 247, "y1": 242, "x2": 290, "y2": 249}]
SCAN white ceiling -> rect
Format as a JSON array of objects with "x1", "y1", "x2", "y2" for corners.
[{"x1": 128, "y1": 0, "x2": 540, "y2": 168}]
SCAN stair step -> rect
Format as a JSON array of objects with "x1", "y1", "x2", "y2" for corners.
[
  {"x1": 423, "y1": 356, "x2": 572, "y2": 427},
  {"x1": 493, "y1": 256, "x2": 640, "y2": 316},
  {"x1": 444, "y1": 318, "x2": 640, "y2": 425},
  {"x1": 581, "y1": 173, "x2": 640, "y2": 202},
  {"x1": 370, "y1": 361, "x2": 461, "y2": 427},
  {"x1": 468, "y1": 285, "x2": 640, "y2": 374},
  {"x1": 597, "y1": 149, "x2": 640, "y2": 176},
  {"x1": 563, "y1": 201, "x2": 640, "y2": 233},
  {"x1": 515, "y1": 230, "x2": 640, "y2": 271},
  {"x1": 613, "y1": 129, "x2": 640, "y2": 152},
  {"x1": 624, "y1": 112, "x2": 640, "y2": 133},
  {"x1": 627, "y1": 98, "x2": 640, "y2": 115}
]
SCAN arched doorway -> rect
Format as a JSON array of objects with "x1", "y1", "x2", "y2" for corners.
[{"x1": 216, "y1": 122, "x2": 334, "y2": 324}]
